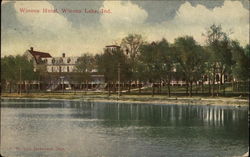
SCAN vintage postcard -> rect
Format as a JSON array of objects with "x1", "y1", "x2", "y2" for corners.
[{"x1": 1, "y1": 0, "x2": 249, "y2": 157}]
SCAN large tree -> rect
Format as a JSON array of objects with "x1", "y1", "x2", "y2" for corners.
[
  {"x1": 231, "y1": 42, "x2": 250, "y2": 84},
  {"x1": 1, "y1": 54, "x2": 37, "y2": 93},
  {"x1": 173, "y1": 36, "x2": 206, "y2": 97},
  {"x1": 75, "y1": 53, "x2": 95, "y2": 92},
  {"x1": 139, "y1": 39, "x2": 174, "y2": 97},
  {"x1": 121, "y1": 34, "x2": 145, "y2": 92},
  {"x1": 204, "y1": 24, "x2": 234, "y2": 96},
  {"x1": 121, "y1": 34, "x2": 145, "y2": 59},
  {"x1": 96, "y1": 47, "x2": 131, "y2": 96}
]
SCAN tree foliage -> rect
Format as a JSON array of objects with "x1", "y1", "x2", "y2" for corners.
[{"x1": 173, "y1": 36, "x2": 206, "y2": 96}]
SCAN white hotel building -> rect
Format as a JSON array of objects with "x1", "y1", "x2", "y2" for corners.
[
  {"x1": 26, "y1": 47, "x2": 78, "y2": 73},
  {"x1": 46, "y1": 53, "x2": 78, "y2": 73}
]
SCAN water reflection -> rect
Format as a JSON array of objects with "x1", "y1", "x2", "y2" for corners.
[
  {"x1": 1, "y1": 98, "x2": 248, "y2": 157},
  {"x1": 1, "y1": 98, "x2": 248, "y2": 127}
]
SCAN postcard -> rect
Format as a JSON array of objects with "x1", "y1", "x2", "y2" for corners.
[{"x1": 1, "y1": 1, "x2": 249, "y2": 157}]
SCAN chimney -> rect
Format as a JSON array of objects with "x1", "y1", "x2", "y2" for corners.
[
  {"x1": 62, "y1": 53, "x2": 65, "y2": 58},
  {"x1": 30, "y1": 47, "x2": 34, "y2": 51}
]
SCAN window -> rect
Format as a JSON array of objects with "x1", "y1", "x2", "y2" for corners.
[
  {"x1": 59, "y1": 58, "x2": 63, "y2": 63},
  {"x1": 67, "y1": 66, "x2": 70, "y2": 72},
  {"x1": 216, "y1": 74, "x2": 220, "y2": 82},
  {"x1": 224, "y1": 75, "x2": 228, "y2": 81},
  {"x1": 51, "y1": 67, "x2": 53, "y2": 72},
  {"x1": 67, "y1": 58, "x2": 71, "y2": 63},
  {"x1": 52, "y1": 58, "x2": 55, "y2": 64},
  {"x1": 204, "y1": 75, "x2": 208, "y2": 81}
]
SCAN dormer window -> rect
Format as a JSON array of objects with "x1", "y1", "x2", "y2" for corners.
[
  {"x1": 67, "y1": 58, "x2": 71, "y2": 63},
  {"x1": 52, "y1": 58, "x2": 55, "y2": 64},
  {"x1": 59, "y1": 58, "x2": 63, "y2": 63}
]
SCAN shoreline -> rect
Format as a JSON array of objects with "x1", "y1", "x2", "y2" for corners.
[{"x1": 1, "y1": 93, "x2": 249, "y2": 107}]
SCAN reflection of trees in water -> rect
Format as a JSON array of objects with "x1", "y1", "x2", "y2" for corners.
[
  {"x1": 2, "y1": 99, "x2": 248, "y2": 128},
  {"x1": 70, "y1": 101, "x2": 248, "y2": 128}
]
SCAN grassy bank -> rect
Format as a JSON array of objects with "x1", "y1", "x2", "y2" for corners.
[{"x1": 1, "y1": 92, "x2": 248, "y2": 106}]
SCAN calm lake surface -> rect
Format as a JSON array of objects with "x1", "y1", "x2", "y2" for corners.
[{"x1": 1, "y1": 98, "x2": 248, "y2": 157}]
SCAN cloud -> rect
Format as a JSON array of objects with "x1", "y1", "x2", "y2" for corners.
[
  {"x1": 146, "y1": 1, "x2": 249, "y2": 45},
  {"x1": 6, "y1": 1, "x2": 148, "y2": 56},
  {"x1": 100, "y1": 1, "x2": 148, "y2": 29},
  {"x1": 99, "y1": 0, "x2": 149, "y2": 40},
  {"x1": 1, "y1": 1, "x2": 249, "y2": 57},
  {"x1": 99, "y1": 0, "x2": 249, "y2": 46},
  {"x1": 14, "y1": 1, "x2": 72, "y2": 33}
]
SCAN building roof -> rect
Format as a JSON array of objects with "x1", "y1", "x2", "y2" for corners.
[
  {"x1": 29, "y1": 50, "x2": 52, "y2": 58},
  {"x1": 105, "y1": 45, "x2": 121, "y2": 48},
  {"x1": 28, "y1": 47, "x2": 52, "y2": 64}
]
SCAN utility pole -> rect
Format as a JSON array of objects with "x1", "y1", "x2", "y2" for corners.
[
  {"x1": 19, "y1": 67, "x2": 22, "y2": 95},
  {"x1": 118, "y1": 63, "x2": 121, "y2": 99},
  {"x1": 62, "y1": 77, "x2": 64, "y2": 94}
]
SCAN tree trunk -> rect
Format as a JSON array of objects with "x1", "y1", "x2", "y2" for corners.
[
  {"x1": 119, "y1": 82, "x2": 122, "y2": 96},
  {"x1": 201, "y1": 80, "x2": 204, "y2": 94},
  {"x1": 27, "y1": 82, "x2": 30, "y2": 94},
  {"x1": 38, "y1": 81, "x2": 41, "y2": 91},
  {"x1": 9, "y1": 82, "x2": 12, "y2": 93},
  {"x1": 128, "y1": 81, "x2": 131, "y2": 93},
  {"x1": 74, "y1": 84, "x2": 76, "y2": 95},
  {"x1": 139, "y1": 80, "x2": 141, "y2": 94},
  {"x1": 231, "y1": 80, "x2": 234, "y2": 92},
  {"x1": 113, "y1": 81, "x2": 116, "y2": 93},
  {"x1": 167, "y1": 82, "x2": 171, "y2": 97},
  {"x1": 159, "y1": 80, "x2": 162, "y2": 94},
  {"x1": 186, "y1": 80, "x2": 189, "y2": 95},
  {"x1": 212, "y1": 75, "x2": 215, "y2": 97},
  {"x1": 85, "y1": 80, "x2": 88, "y2": 95},
  {"x1": 208, "y1": 76, "x2": 211, "y2": 95},
  {"x1": 19, "y1": 82, "x2": 21, "y2": 94},
  {"x1": 236, "y1": 81, "x2": 239, "y2": 92},
  {"x1": 216, "y1": 82, "x2": 219, "y2": 96},
  {"x1": 219, "y1": 72, "x2": 225, "y2": 96},
  {"x1": 195, "y1": 81, "x2": 198, "y2": 94},
  {"x1": 189, "y1": 81, "x2": 193, "y2": 97},
  {"x1": 108, "y1": 82, "x2": 111, "y2": 96},
  {"x1": 219, "y1": 74, "x2": 222, "y2": 95},
  {"x1": 224, "y1": 83, "x2": 226, "y2": 95},
  {"x1": 121, "y1": 82, "x2": 124, "y2": 95},
  {"x1": 24, "y1": 81, "x2": 27, "y2": 93},
  {"x1": 152, "y1": 83, "x2": 155, "y2": 97}
]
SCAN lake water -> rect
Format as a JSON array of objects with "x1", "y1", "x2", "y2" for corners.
[{"x1": 1, "y1": 98, "x2": 248, "y2": 157}]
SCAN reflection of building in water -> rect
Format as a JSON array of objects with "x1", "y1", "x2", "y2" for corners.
[
  {"x1": 67, "y1": 102, "x2": 246, "y2": 128},
  {"x1": 179, "y1": 107, "x2": 182, "y2": 120}
]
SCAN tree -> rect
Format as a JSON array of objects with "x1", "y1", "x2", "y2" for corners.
[
  {"x1": 96, "y1": 47, "x2": 130, "y2": 96},
  {"x1": 173, "y1": 36, "x2": 206, "y2": 97},
  {"x1": 121, "y1": 34, "x2": 145, "y2": 92},
  {"x1": 17, "y1": 55, "x2": 38, "y2": 93},
  {"x1": 1, "y1": 55, "x2": 18, "y2": 93},
  {"x1": 139, "y1": 39, "x2": 174, "y2": 97},
  {"x1": 204, "y1": 24, "x2": 233, "y2": 96},
  {"x1": 75, "y1": 53, "x2": 95, "y2": 93},
  {"x1": 1, "y1": 54, "x2": 37, "y2": 93},
  {"x1": 231, "y1": 42, "x2": 250, "y2": 92},
  {"x1": 121, "y1": 34, "x2": 145, "y2": 59}
]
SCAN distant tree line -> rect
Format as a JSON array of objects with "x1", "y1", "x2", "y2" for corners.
[
  {"x1": 1, "y1": 24, "x2": 249, "y2": 96},
  {"x1": 1, "y1": 55, "x2": 38, "y2": 93}
]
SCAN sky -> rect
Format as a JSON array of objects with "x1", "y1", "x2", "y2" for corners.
[{"x1": 1, "y1": 0, "x2": 249, "y2": 57}]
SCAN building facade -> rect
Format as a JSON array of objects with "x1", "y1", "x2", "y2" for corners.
[
  {"x1": 46, "y1": 53, "x2": 78, "y2": 73},
  {"x1": 25, "y1": 47, "x2": 52, "y2": 72}
]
